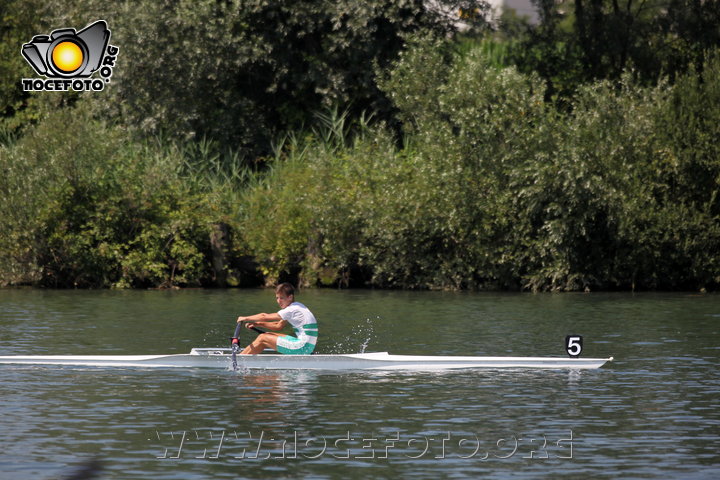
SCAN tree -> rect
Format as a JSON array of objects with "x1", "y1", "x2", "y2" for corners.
[
  {"x1": 0, "y1": 0, "x2": 61, "y2": 137},
  {"x1": 80, "y1": 0, "x2": 488, "y2": 157},
  {"x1": 509, "y1": 0, "x2": 720, "y2": 99}
]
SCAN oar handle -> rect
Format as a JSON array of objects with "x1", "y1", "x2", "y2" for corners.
[
  {"x1": 233, "y1": 322, "x2": 267, "y2": 339},
  {"x1": 231, "y1": 322, "x2": 266, "y2": 370},
  {"x1": 232, "y1": 323, "x2": 243, "y2": 340}
]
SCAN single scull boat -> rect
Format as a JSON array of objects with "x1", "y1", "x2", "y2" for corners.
[{"x1": 0, "y1": 349, "x2": 613, "y2": 370}]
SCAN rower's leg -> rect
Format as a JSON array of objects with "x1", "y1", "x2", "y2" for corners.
[{"x1": 240, "y1": 333, "x2": 285, "y2": 354}]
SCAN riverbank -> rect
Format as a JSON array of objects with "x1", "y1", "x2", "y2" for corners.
[{"x1": 2, "y1": 38, "x2": 719, "y2": 293}]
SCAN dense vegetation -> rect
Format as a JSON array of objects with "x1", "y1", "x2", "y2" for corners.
[{"x1": 1, "y1": 0, "x2": 718, "y2": 291}]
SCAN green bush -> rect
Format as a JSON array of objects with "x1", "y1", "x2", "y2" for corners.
[
  {"x1": 2, "y1": 30, "x2": 718, "y2": 291},
  {"x1": 239, "y1": 40, "x2": 720, "y2": 291},
  {"x1": 0, "y1": 106, "x2": 249, "y2": 288}
]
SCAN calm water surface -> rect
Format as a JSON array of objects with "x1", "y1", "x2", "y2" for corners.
[{"x1": 0, "y1": 289, "x2": 718, "y2": 479}]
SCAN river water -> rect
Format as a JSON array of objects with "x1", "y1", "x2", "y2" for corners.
[{"x1": 0, "y1": 289, "x2": 718, "y2": 479}]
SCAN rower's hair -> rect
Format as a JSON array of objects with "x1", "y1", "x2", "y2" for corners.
[{"x1": 275, "y1": 282, "x2": 295, "y2": 298}]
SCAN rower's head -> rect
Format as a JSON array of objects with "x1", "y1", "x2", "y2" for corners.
[{"x1": 275, "y1": 283, "x2": 295, "y2": 309}]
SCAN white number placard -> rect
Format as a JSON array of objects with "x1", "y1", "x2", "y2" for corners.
[{"x1": 565, "y1": 335, "x2": 583, "y2": 357}]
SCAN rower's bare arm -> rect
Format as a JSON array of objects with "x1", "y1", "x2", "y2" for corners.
[
  {"x1": 253, "y1": 319, "x2": 288, "y2": 331},
  {"x1": 237, "y1": 312, "x2": 282, "y2": 323}
]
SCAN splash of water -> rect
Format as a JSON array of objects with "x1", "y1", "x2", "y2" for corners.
[
  {"x1": 357, "y1": 317, "x2": 377, "y2": 353},
  {"x1": 329, "y1": 316, "x2": 378, "y2": 353}
]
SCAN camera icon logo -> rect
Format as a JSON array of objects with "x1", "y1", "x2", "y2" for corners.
[
  {"x1": 21, "y1": 20, "x2": 119, "y2": 92},
  {"x1": 22, "y1": 20, "x2": 110, "y2": 78}
]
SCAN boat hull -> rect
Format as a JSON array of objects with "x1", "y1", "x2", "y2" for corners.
[{"x1": 0, "y1": 349, "x2": 613, "y2": 370}]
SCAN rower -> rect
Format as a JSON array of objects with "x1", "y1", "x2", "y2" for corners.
[{"x1": 236, "y1": 283, "x2": 318, "y2": 355}]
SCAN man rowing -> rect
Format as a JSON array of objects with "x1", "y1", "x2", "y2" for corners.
[{"x1": 236, "y1": 283, "x2": 319, "y2": 355}]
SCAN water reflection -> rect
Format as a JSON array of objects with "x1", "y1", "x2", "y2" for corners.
[
  {"x1": 1, "y1": 290, "x2": 719, "y2": 479},
  {"x1": 227, "y1": 370, "x2": 318, "y2": 424}
]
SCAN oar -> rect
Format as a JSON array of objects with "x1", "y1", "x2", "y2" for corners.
[
  {"x1": 231, "y1": 323, "x2": 242, "y2": 370},
  {"x1": 231, "y1": 322, "x2": 267, "y2": 370}
]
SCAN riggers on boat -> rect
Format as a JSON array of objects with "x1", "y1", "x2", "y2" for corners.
[{"x1": 0, "y1": 349, "x2": 613, "y2": 370}]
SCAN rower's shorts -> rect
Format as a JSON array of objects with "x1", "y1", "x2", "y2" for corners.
[{"x1": 276, "y1": 335, "x2": 315, "y2": 355}]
